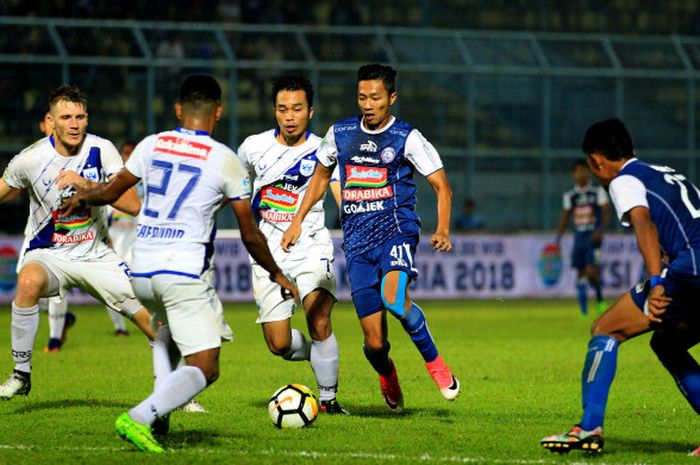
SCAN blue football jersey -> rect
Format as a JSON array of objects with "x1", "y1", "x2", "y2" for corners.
[
  {"x1": 318, "y1": 116, "x2": 443, "y2": 260},
  {"x1": 563, "y1": 184, "x2": 607, "y2": 235},
  {"x1": 610, "y1": 159, "x2": 700, "y2": 275}
]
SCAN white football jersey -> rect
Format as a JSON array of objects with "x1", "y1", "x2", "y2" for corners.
[
  {"x1": 4, "y1": 134, "x2": 122, "y2": 260},
  {"x1": 126, "y1": 128, "x2": 250, "y2": 277},
  {"x1": 237, "y1": 130, "x2": 328, "y2": 255}
]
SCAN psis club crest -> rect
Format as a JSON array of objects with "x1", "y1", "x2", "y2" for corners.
[
  {"x1": 380, "y1": 147, "x2": 395, "y2": 164},
  {"x1": 300, "y1": 159, "x2": 316, "y2": 177}
]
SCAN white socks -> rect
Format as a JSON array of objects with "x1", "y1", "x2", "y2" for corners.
[
  {"x1": 129, "y1": 365, "x2": 207, "y2": 425},
  {"x1": 282, "y1": 328, "x2": 311, "y2": 361},
  {"x1": 311, "y1": 332, "x2": 339, "y2": 401},
  {"x1": 47, "y1": 298, "x2": 68, "y2": 340},
  {"x1": 11, "y1": 302, "x2": 40, "y2": 373},
  {"x1": 106, "y1": 308, "x2": 127, "y2": 332},
  {"x1": 152, "y1": 325, "x2": 181, "y2": 389}
]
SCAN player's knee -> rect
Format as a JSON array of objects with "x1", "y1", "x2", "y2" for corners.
[
  {"x1": 381, "y1": 272, "x2": 409, "y2": 318},
  {"x1": 202, "y1": 366, "x2": 219, "y2": 385},
  {"x1": 267, "y1": 339, "x2": 292, "y2": 357},
  {"x1": 306, "y1": 315, "x2": 331, "y2": 341},
  {"x1": 16, "y1": 274, "x2": 45, "y2": 304},
  {"x1": 649, "y1": 331, "x2": 676, "y2": 367},
  {"x1": 363, "y1": 340, "x2": 390, "y2": 358}
]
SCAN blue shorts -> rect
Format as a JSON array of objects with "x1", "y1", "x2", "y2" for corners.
[
  {"x1": 571, "y1": 235, "x2": 600, "y2": 270},
  {"x1": 347, "y1": 234, "x2": 420, "y2": 319},
  {"x1": 630, "y1": 269, "x2": 700, "y2": 323}
]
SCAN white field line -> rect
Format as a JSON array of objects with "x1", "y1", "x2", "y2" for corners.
[{"x1": 0, "y1": 444, "x2": 655, "y2": 465}]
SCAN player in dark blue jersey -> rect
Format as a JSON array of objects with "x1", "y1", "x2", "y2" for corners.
[
  {"x1": 555, "y1": 159, "x2": 610, "y2": 316},
  {"x1": 281, "y1": 64, "x2": 460, "y2": 412},
  {"x1": 541, "y1": 119, "x2": 700, "y2": 456}
]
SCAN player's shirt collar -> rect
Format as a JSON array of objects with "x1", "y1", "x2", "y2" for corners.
[
  {"x1": 273, "y1": 128, "x2": 312, "y2": 145},
  {"x1": 360, "y1": 115, "x2": 396, "y2": 135},
  {"x1": 620, "y1": 157, "x2": 638, "y2": 171},
  {"x1": 175, "y1": 127, "x2": 210, "y2": 136}
]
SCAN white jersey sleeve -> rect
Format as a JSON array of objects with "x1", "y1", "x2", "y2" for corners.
[
  {"x1": 405, "y1": 129, "x2": 443, "y2": 176},
  {"x1": 608, "y1": 174, "x2": 648, "y2": 227},
  {"x1": 3, "y1": 148, "x2": 31, "y2": 189},
  {"x1": 101, "y1": 141, "x2": 124, "y2": 179},
  {"x1": 124, "y1": 136, "x2": 155, "y2": 179},
  {"x1": 221, "y1": 154, "x2": 251, "y2": 201},
  {"x1": 330, "y1": 164, "x2": 340, "y2": 182},
  {"x1": 316, "y1": 126, "x2": 338, "y2": 168},
  {"x1": 596, "y1": 185, "x2": 609, "y2": 206},
  {"x1": 562, "y1": 191, "x2": 572, "y2": 210}
]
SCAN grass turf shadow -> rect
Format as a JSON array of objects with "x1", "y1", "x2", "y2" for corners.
[{"x1": 10, "y1": 398, "x2": 131, "y2": 414}]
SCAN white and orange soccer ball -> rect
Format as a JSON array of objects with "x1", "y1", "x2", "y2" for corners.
[{"x1": 268, "y1": 384, "x2": 318, "y2": 429}]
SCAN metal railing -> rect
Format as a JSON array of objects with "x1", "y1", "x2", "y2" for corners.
[{"x1": 1, "y1": 17, "x2": 699, "y2": 230}]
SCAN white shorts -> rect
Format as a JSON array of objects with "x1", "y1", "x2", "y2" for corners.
[
  {"x1": 22, "y1": 248, "x2": 141, "y2": 317},
  {"x1": 109, "y1": 227, "x2": 136, "y2": 264},
  {"x1": 253, "y1": 239, "x2": 336, "y2": 324},
  {"x1": 131, "y1": 273, "x2": 228, "y2": 357}
]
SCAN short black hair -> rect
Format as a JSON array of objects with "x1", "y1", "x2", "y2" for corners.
[
  {"x1": 572, "y1": 159, "x2": 588, "y2": 170},
  {"x1": 38, "y1": 104, "x2": 50, "y2": 121},
  {"x1": 357, "y1": 64, "x2": 397, "y2": 95},
  {"x1": 582, "y1": 118, "x2": 634, "y2": 161},
  {"x1": 49, "y1": 84, "x2": 87, "y2": 110},
  {"x1": 271, "y1": 74, "x2": 314, "y2": 107},
  {"x1": 179, "y1": 74, "x2": 222, "y2": 106}
]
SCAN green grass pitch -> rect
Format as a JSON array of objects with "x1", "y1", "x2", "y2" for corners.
[{"x1": 0, "y1": 299, "x2": 698, "y2": 465}]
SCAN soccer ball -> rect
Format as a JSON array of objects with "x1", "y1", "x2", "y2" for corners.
[{"x1": 268, "y1": 384, "x2": 318, "y2": 429}]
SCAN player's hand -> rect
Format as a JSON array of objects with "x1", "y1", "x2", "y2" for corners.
[
  {"x1": 270, "y1": 270, "x2": 299, "y2": 304},
  {"x1": 56, "y1": 170, "x2": 94, "y2": 190},
  {"x1": 430, "y1": 231, "x2": 452, "y2": 252},
  {"x1": 61, "y1": 192, "x2": 86, "y2": 216},
  {"x1": 592, "y1": 230, "x2": 603, "y2": 246},
  {"x1": 645, "y1": 284, "x2": 671, "y2": 323},
  {"x1": 280, "y1": 222, "x2": 301, "y2": 253}
]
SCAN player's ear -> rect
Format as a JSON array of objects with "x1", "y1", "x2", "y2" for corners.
[
  {"x1": 174, "y1": 102, "x2": 183, "y2": 120},
  {"x1": 389, "y1": 92, "x2": 398, "y2": 106},
  {"x1": 308, "y1": 106, "x2": 314, "y2": 119},
  {"x1": 215, "y1": 104, "x2": 223, "y2": 121}
]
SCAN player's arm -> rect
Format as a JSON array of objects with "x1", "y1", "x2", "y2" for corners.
[
  {"x1": 555, "y1": 208, "x2": 571, "y2": 244},
  {"x1": 0, "y1": 178, "x2": 19, "y2": 203},
  {"x1": 281, "y1": 163, "x2": 333, "y2": 252},
  {"x1": 58, "y1": 170, "x2": 141, "y2": 216},
  {"x1": 425, "y1": 169, "x2": 452, "y2": 252},
  {"x1": 627, "y1": 206, "x2": 669, "y2": 322},
  {"x1": 60, "y1": 168, "x2": 140, "y2": 216},
  {"x1": 231, "y1": 198, "x2": 297, "y2": 300},
  {"x1": 330, "y1": 180, "x2": 341, "y2": 208}
]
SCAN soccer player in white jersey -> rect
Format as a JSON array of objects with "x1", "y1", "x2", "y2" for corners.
[
  {"x1": 61, "y1": 75, "x2": 297, "y2": 453},
  {"x1": 237, "y1": 75, "x2": 346, "y2": 414},
  {"x1": 0, "y1": 85, "x2": 156, "y2": 399}
]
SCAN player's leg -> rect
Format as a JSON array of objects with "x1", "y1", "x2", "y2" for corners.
[
  {"x1": 262, "y1": 319, "x2": 310, "y2": 360},
  {"x1": 45, "y1": 297, "x2": 74, "y2": 352},
  {"x1": 106, "y1": 307, "x2": 129, "y2": 336},
  {"x1": 0, "y1": 260, "x2": 53, "y2": 399},
  {"x1": 118, "y1": 275, "x2": 221, "y2": 452},
  {"x1": 650, "y1": 322, "x2": 700, "y2": 414},
  {"x1": 541, "y1": 291, "x2": 653, "y2": 453},
  {"x1": 572, "y1": 241, "x2": 589, "y2": 315},
  {"x1": 303, "y1": 288, "x2": 345, "y2": 413}
]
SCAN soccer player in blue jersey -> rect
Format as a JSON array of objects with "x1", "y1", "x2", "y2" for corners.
[
  {"x1": 555, "y1": 159, "x2": 610, "y2": 316},
  {"x1": 281, "y1": 64, "x2": 460, "y2": 412},
  {"x1": 541, "y1": 119, "x2": 700, "y2": 456}
]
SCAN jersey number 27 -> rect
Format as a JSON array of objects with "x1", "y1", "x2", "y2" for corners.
[{"x1": 144, "y1": 160, "x2": 201, "y2": 220}]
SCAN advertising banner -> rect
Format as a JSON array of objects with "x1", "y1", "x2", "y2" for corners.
[{"x1": 0, "y1": 233, "x2": 645, "y2": 304}]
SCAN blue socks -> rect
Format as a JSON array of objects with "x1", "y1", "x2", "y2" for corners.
[
  {"x1": 580, "y1": 335, "x2": 619, "y2": 430},
  {"x1": 400, "y1": 303, "x2": 439, "y2": 363},
  {"x1": 576, "y1": 280, "x2": 588, "y2": 315},
  {"x1": 675, "y1": 370, "x2": 700, "y2": 414},
  {"x1": 592, "y1": 280, "x2": 603, "y2": 303}
]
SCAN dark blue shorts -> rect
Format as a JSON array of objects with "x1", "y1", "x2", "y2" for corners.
[
  {"x1": 347, "y1": 234, "x2": 420, "y2": 319},
  {"x1": 630, "y1": 269, "x2": 700, "y2": 323},
  {"x1": 571, "y1": 235, "x2": 600, "y2": 270}
]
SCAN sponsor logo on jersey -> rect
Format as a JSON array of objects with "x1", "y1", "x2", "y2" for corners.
[
  {"x1": 154, "y1": 135, "x2": 211, "y2": 160},
  {"x1": 52, "y1": 230, "x2": 96, "y2": 244},
  {"x1": 52, "y1": 210, "x2": 93, "y2": 231},
  {"x1": 350, "y1": 156, "x2": 379, "y2": 164},
  {"x1": 380, "y1": 147, "x2": 396, "y2": 164},
  {"x1": 81, "y1": 167, "x2": 100, "y2": 182},
  {"x1": 343, "y1": 200, "x2": 385, "y2": 214},
  {"x1": 344, "y1": 165, "x2": 387, "y2": 188},
  {"x1": 261, "y1": 210, "x2": 295, "y2": 222},
  {"x1": 300, "y1": 159, "x2": 316, "y2": 177},
  {"x1": 136, "y1": 224, "x2": 186, "y2": 239},
  {"x1": 259, "y1": 186, "x2": 299, "y2": 213},
  {"x1": 342, "y1": 186, "x2": 393, "y2": 202},
  {"x1": 360, "y1": 140, "x2": 378, "y2": 152}
]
